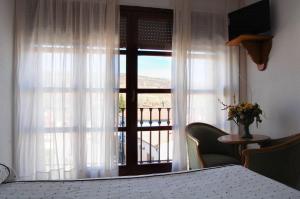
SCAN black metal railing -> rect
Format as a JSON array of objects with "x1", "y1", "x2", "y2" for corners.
[
  {"x1": 118, "y1": 108, "x2": 126, "y2": 165},
  {"x1": 118, "y1": 108, "x2": 172, "y2": 165}
]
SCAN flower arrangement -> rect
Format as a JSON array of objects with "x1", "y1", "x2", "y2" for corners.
[{"x1": 219, "y1": 97, "x2": 263, "y2": 138}]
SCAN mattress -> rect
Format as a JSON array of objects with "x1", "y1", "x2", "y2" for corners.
[{"x1": 0, "y1": 165, "x2": 299, "y2": 199}]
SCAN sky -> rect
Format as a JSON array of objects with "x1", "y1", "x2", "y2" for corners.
[{"x1": 120, "y1": 55, "x2": 171, "y2": 80}]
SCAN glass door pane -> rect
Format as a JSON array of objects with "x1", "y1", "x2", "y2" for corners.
[
  {"x1": 138, "y1": 55, "x2": 171, "y2": 89},
  {"x1": 120, "y1": 54, "x2": 126, "y2": 89}
]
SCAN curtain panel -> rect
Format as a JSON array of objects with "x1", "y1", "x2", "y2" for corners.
[
  {"x1": 171, "y1": 0, "x2": 240, "y2": 171},
  {"x1": 14, "y1": 0, "x2": 120, "y2": 180}
]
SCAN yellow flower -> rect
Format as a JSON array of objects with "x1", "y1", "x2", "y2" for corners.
[{"x1": 244, "y1": 103, "x2": 254, "y2": 109}]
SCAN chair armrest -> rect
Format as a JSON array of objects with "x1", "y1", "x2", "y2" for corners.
[
  {"x1": 187, "y1": 134, "x2": 205, "y2": 169},
  {"x1": 260, "y1": 133, "x2": 300, "y2": 147}
]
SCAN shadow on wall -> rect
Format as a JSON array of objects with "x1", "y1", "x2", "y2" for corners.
[{"x1": 270, "y1": 0, "x2": 278, "y2": 34}]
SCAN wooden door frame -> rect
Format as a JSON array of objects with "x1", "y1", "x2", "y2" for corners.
[{"x1": 119, "y1": 6, "x2": 173, "y2": 175}]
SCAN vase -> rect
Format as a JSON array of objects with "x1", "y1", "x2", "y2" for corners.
[{"x1": 241, "y1": 124, "x2": 253, "y2": 139}]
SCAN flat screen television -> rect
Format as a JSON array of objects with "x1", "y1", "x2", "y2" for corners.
[{"x1": 228, "y1": 0, "x2": 271, "y2": 41}]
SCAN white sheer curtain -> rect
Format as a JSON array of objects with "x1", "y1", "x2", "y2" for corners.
[
  {"x1": 15, "y1": 0, "x2": 119, "y2": 180},
  {"x1": 171, "y1": 0, "x2": 240, "y2": 171},
  {"x1": 171, "y1": 0, "x2": 191, "y2": 171}
]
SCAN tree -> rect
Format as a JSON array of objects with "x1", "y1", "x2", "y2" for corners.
[{"x1": 119, "y1": 94, "x2": 125, "y2": 110}]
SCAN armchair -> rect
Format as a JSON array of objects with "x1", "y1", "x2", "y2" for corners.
[
  {"x1": 186, "y1": 122, "x2": 240, "y2": 170},
  {"x1": 243, "y1": 133, "x2": 300, "y2": 190}
]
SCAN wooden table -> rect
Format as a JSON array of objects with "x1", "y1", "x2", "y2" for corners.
[{"x1": 218, "y1": 134, "x2": 270, "y2": 162}]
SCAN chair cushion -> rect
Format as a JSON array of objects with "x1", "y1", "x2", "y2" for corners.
[{"x1": 202, "y1": 154, "x2": 240, "y2": 168}]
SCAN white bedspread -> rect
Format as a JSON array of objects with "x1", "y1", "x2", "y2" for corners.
[{"x1": 0, "y1": 165, "x2": 299, "y2": 199}]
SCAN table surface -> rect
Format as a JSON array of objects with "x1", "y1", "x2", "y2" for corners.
[{"x1": 217, "y1": 134, "x2": 270, "y2": 145}]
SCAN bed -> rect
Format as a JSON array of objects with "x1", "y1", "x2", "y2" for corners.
[{"x1": 0, "y1": 165, "x2": 299, "y2": 199}]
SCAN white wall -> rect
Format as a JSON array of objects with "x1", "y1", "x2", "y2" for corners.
[
  {"x1": 245, "y1": 0, "x2": 300, "y2": 138},
  {"x1": 0, "y1": 0, "x2": 14, "y2": 166}
]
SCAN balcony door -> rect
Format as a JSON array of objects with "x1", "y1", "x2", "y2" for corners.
[{"x1": 118, "y1": 6, "x2": 173, "y2": 175}]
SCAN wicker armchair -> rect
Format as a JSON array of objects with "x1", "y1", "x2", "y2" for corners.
[
  {"x1": 186, "y1": 122, "x2": 240, "y2": 170},
  {"x1": 243, "y1": 133, "x2": 300, "y2": 190}
]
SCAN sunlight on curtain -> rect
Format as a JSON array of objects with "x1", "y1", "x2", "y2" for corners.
[
  {"x1": 188, "y1": 11, "x2": 239, "y2": 130},
  {"x1": 171, "y1": 0, "x2": 239, "y2": 171},
  {"x1": 15, "y1": 0, "x2": 119, "y2": 180}
]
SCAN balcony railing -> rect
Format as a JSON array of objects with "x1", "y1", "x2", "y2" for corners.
[{"x1": 118, "y1": 108, "x2": 172, "y2": 165}]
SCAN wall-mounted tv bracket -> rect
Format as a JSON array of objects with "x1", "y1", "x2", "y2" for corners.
[{"x1": 226, "y1": 34, "x2": 273, "y2": 71}]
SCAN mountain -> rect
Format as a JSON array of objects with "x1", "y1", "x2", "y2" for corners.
[
  {"x1": 119, "y1": 74, "x2": 171, "y2": 108},
  {"x1": 120, "y1": 74, "x2": 171, "y2": 89}
]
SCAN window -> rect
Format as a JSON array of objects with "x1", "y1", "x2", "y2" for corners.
[{"x1": 118, "y1": 6, "x2": 173, "y2": 175}]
